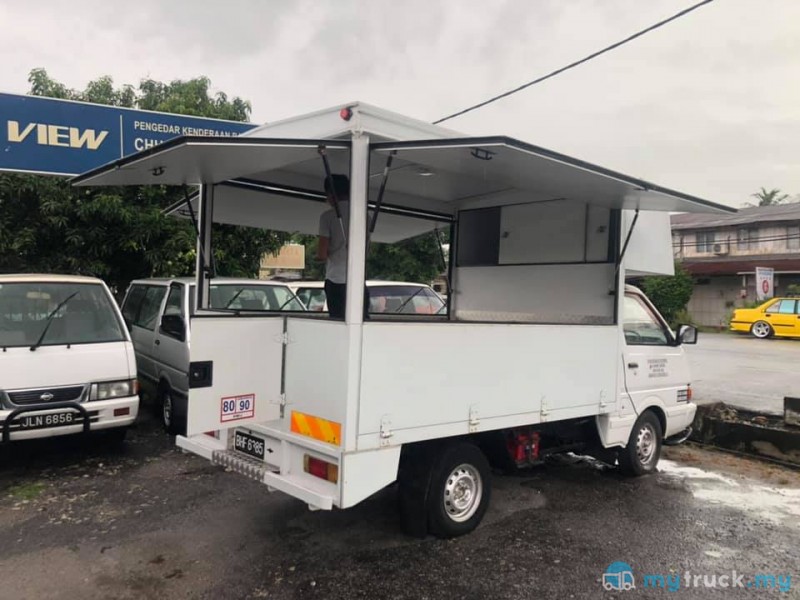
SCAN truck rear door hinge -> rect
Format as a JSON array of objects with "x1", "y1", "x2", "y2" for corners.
[
  {"x1": 468, "y1": 405, "x2": 480, "y2": 433},
  {"x1": 380, "y1": 416, "x2": 393, "y2": 447},
  {"x1": 598, "y1": 390, "x2": 608, "y2": 412},
  {"x1": 540, "y1": 396, "x2": 549, "y2": 422}
]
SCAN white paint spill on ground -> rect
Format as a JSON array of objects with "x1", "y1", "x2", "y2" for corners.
[{"x1": 659, "y1": 459, "x2": 800, "y2": 526}]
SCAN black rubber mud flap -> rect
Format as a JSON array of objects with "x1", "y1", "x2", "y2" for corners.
[{"x1": 397, "y1": 444, "x2": 436, "y2": 538}]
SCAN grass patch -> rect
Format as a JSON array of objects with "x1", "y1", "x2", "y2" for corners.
[{"x1": 6, "y1": 481, "x2": 46, "y2": 500}]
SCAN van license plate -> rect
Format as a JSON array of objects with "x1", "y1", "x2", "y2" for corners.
[
  {"x1": 233, "y1": 430, "x2": 265, "y2": 460},
  {"x1": 17, "y1": 412, "x2": 78, "y2": 430}
]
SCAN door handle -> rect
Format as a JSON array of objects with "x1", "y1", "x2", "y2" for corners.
[{"x1": 627, "y1": 362, "x2": 639, "y2": 369}]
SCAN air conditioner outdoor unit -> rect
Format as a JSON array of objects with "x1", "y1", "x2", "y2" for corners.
[{"x1": 713, "y1": 243, "x2": 728, "y2": 255}]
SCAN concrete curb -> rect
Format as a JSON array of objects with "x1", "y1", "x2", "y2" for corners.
[{"x1": 690, "y1": 402, "x2": 800, "y2": 467}]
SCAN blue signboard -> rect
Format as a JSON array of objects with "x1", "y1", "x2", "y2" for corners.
[{"x1": 0, "y1": 92, "x2": 258, "y2": 176}]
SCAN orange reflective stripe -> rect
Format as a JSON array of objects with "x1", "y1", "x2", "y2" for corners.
[{"x1": 290, "y1": 411, "x2": 341, "y2": 446}]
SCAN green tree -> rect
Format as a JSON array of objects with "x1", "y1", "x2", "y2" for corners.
[
  {"x1": 297, "y1": 229, "x2": 447, "y2": 284},
  {"x1": 0, "y1": 69, "x2": 284, "y2": 294},
  {"x1": 641, "y1": 262, "x2": 694, "y2": 327},
  {"x1": 746, "y1": 187, "x2": 790, "y2": 207}
]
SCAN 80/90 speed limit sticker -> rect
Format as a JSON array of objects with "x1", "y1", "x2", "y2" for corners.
[{"x1": 220, "y1": 393, "x2": 255, "y2": 423}]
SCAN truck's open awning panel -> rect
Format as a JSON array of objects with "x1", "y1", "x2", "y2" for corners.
[
  {"x1": 72, "y1": 134, "x2": 733, "y2": 241},
  {"x1": 71, "y1": 137, "x2": 351, "y2": 187},
  {"x1": 371, "y1": 137, "x2": 735, "y2": 215}
]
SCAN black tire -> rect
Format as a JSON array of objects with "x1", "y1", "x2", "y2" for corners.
[
  {"x1": 160, "y1": 385, "x2": 185, "y2": 436},
  {"x1": 618, "y1": 411, "x2": 663, "y2": 476},
  {"x1": 426, "y1": 442, "x2": 492, "y2": 538}
]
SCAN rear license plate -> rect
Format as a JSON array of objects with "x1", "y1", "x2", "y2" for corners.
[
  {"x1": 16, "y1": 412, "x2": 80, "y2": 430},
  {"x1": 233, "y1": 430, "x2": 265, "y2": 460}
]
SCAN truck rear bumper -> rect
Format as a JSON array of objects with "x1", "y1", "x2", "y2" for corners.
[{"x1": 176, "y1": 426, "x2": 339, "y2": 511}]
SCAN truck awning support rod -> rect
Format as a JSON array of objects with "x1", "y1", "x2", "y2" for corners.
[
  {"x1": 318, "y1": 146, "x2": 347, "y2": 246},
  {"x1": 183, "y1": 186, "x2": 216, "y2": 278},
  {"x1": 615, "y1": 208, "x2": 639, "y2": 277},
  {"x1": 366, "y1": 150, "x2": 396, "y2": 247}
]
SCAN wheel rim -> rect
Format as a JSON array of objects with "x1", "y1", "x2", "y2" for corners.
[
  {"x1": 443, "y1": 463, "x2": 483, "y2": 523},
  {"x1": 162, "y1": 392, "x2": 173, "y2": 427},
  {"x1": 636, "y1": 423, "x2": 657, "y2": 466},
  {"x1": 752, "y1": 322, "x2": 770, "y2": 338}
]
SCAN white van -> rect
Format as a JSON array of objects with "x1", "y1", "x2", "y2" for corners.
[
  {"x1": 0, "y1": 274, "x2": 138, "y2": 443},
  {"x1": 120, "y1": 277, "x2": 305, "y2": 434},
  {"x1": 74, "y1": 102, "x2": 734, "y2": 537}
]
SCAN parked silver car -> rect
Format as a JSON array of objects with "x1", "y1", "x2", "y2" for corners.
[{"x1": 120, "y1": 277, "x2": 304, "y2": 434}]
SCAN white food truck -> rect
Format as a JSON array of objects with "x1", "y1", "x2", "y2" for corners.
[{"x1": 73, "y1": 103, "x2": 734, "y2": 537}]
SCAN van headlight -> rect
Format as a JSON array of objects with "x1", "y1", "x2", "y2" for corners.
[{"x1": 90, "y1": 379, "x2": 137, "y2": 401}]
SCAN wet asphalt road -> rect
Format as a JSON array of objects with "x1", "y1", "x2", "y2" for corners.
[
  {"x1": 686, "y1": 332, "x2": 799, "y2": 414},
  {"x1": 1, "y1": 413, "x2": 799, "y2": 600}
]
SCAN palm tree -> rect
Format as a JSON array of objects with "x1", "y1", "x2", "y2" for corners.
[{"x1": 746, "y1": 187, "x2": 789, "y2": 207}]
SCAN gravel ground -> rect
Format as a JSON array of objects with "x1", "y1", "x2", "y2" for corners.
[{"x1": 1, "y1": 412, "x2": 798, "y2": 600}]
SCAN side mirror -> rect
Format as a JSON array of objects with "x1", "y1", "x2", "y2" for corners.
[
  {"x1": 160, "y1": 314, "x2": 186, "y2": 341},
  {"x1": 676, "y1": 324, "x2": 698, "y2": 345}
]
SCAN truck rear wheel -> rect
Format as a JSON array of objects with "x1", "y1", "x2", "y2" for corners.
[
  {"x1": 427, "y1": 442, "x2": 491, "y2": 538},
  {"x1": 618, "y1": 411, "x2": 663, "y2": 476}
]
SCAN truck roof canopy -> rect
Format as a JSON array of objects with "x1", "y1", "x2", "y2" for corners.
[{"x1": 72, "y1": 103, "x2": 734, "y2": 242}]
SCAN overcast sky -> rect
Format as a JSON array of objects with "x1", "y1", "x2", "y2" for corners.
[{"x1": 1, "y1": 0, "x2": 797, "y2": 207}]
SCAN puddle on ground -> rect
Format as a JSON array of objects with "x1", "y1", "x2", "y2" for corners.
[{"x1": 658, "y1": 459, "x2": 800, "y2": 526}]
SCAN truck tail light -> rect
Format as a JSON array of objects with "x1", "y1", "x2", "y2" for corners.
[
  {"x1": 303, "y1": 455, "x2": 338, "y2": 483},
  {"x1": 686, "y1": 386, "x2": 692, "y2": 402},
  {"x1": 114, "y1": 407, "x2": 130, "y2": 417}
]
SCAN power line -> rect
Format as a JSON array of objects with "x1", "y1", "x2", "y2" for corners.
[{"x1": 433, "y1": 0, "x2": 715, "y2": 125}]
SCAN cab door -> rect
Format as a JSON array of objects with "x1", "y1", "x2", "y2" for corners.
[
  {"x1": 764, "y1": 299, "x2": 798, "y2": 337},
  {"x1": 153, "y1": 283, "x2": 190, "y2": 396},
  {"x1": 621, "y1": 292, "x2": 688, "y2": 416}
]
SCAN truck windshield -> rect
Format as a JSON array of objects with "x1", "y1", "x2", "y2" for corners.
[
  {"x1": 0, "y1": 282, "x2": 126, "y2": 348},
  {"x1": 209, "y1": 284, "x2": 305, "y2": 312}
]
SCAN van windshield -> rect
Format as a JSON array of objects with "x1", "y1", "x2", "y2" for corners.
[
  {"x1": 209, "y1": 284, "x2": 305, "y2": 312},
  {"x1": 369, "y1": 285, "x2": 445, "y2": 314},
  {"x1": 0, "y1": 282, "x2": 126, "y2": 348}
]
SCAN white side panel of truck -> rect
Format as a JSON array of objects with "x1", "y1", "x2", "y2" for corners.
[
  {"x1": 624, "y1": 211, "x2": 675, "y2": 277},
  {"x1": 357, "y1": 322, "x2": 619, "y2": 449},
  {"x1": 187, "y1": 317, "x2": 284, "y2": 436}
]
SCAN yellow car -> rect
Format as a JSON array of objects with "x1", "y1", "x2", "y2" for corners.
[{"x1": 730, "y1": 298, "x2": 800, "y2": 339}]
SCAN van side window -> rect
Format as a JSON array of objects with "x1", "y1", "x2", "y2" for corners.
[
  {"x1": 121, "y1": 285, "x2": 146, "y2": 328},
  {"x1": 163, "y1": 285, "x2": 184, "y2": 317},
  {"x1": 623, "y1": 295, "x2": 668, "y2": 346},
  {"x1": 135, "y1": 287, "x2": 167, "y2": 331}
]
